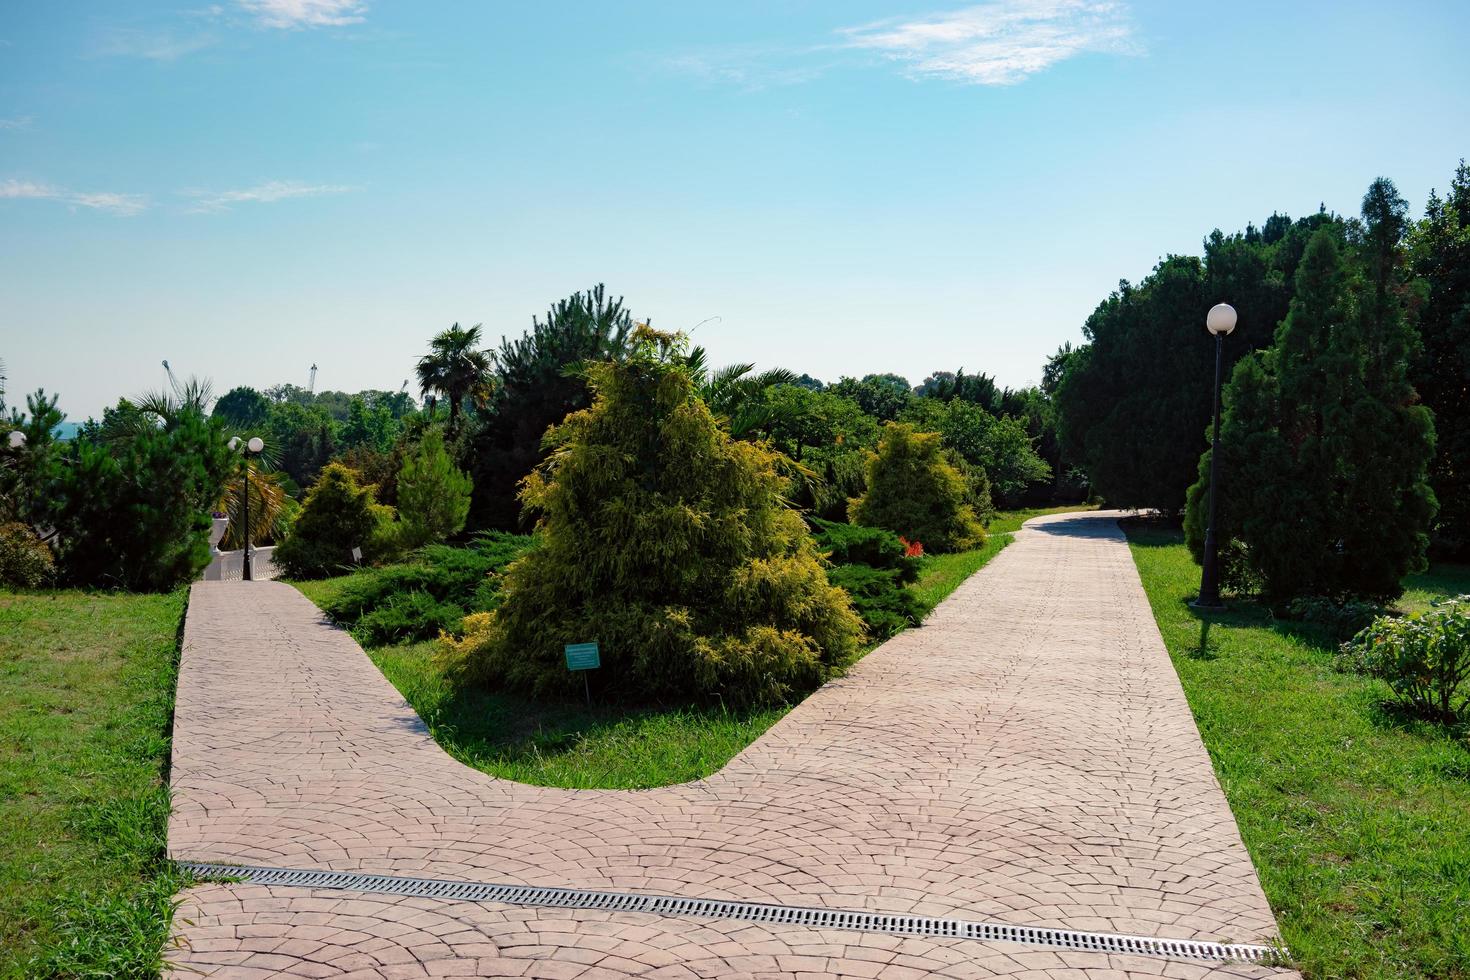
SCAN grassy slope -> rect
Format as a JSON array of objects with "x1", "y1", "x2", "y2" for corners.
[
  {"x1": 0, "y1": 590, "x2": 187, "y2": 980},
  {"x1": 1125, "y1": 525, "x2": 1470, "y2": 979},
  {"x1": 291, "y1": 509, "x2": 1070, "y2": 789}
]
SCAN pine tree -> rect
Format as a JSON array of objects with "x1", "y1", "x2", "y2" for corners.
[
  {"x1": 397, "y1": 427, "x2": 472, "y2": 548},
  {"x1": 467, "y1": 285, "x2": 635, "y2": 530},
  {"x1": 1186, "y1": 181, "x2": 1436, "y2": 602},
  {"x1": 848, "y1": 423, "x2": 987, "y2": 553},
  {"x1": 443, "y1": 327, "x2": 862, "y2": 707}
]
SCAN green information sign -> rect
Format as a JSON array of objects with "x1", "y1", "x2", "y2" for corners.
[{"x1": 564, "y1": 642, "x2": 600, "y2": 671}]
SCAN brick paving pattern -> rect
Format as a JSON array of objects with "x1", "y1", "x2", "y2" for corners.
[{"x1": 166, "y1": 511, "x2": 1297, "y2": 978}]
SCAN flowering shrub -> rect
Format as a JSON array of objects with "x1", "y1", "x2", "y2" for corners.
[
  {"x1": 1338, "y1": 596, "x2": 1470, "y2": 722},
  {"x1": 899, "y1": 536, "x2": 924, "y2": 558}
]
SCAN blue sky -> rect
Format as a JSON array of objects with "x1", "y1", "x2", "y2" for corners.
[{"x1": 2, "y1": 0, "x2": 1467, "y2": 420}]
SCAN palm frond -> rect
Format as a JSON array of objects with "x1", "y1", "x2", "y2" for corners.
[{"x1": 216, "y1": 464, "x2": 290, "y2": 549}]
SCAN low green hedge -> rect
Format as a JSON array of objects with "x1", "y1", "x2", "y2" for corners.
[
  {"x1": 809, "y1": 518, "x2": 922, "y2": 640},
  {"x1": 321, "y1": 532, "x2": 533, "y2": 645}
]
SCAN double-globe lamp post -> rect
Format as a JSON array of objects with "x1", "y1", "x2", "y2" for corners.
[
  {"x1": 228, "y1": 435, "x2": 265, "y2": 581},
  {"x1": 1192, "y1": 302, "x2": 1237, "y2": 611}
]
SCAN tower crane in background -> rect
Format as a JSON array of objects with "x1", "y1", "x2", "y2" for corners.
[{"x1": 308, "y1": 363, "x2": 317, "y2": 394}]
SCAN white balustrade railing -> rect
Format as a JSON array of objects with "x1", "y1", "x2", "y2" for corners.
[{"x1": 202, "y1": 546, "x2": 279, "y2": 582}]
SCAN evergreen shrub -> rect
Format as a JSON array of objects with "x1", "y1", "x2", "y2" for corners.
[
  {"x1": 274, "y1": 463, "x2": 396, "y2": 579},
  {"x1": 442, "y1": 328, "x2": 863, "y2": 707},
  {"x1": 826, "y1": 564, "x2": 922, "y2": 641},
  {"x1": 48, "y1": 410, "x2": 233, "y2": 591},
  {"x1": 808, "y1": 518, "x2": 922, "y2": 640},
  {"x1": 354, "y1": 591, "x2": 466, "y2": 647},
  {"x1": 396, "y1": 427, "x2": 472, "y2": 548},
  {"x1": 320, "y1": 533, "x2": 533, "y2": 642},
  {"x1": 848, "y1": 423, "x2": 987, "y2": 553}
]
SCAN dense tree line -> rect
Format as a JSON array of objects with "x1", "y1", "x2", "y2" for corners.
[
  {"x1": 1184, "y1": 183, "x2": 1436, "y2": 602},
  {"x1": 1053, "y1": 210, "x2": 1340, "y2": 513},
  {"x1": 1054, "y1": 163, "x2": 1469, "y2": 600}
]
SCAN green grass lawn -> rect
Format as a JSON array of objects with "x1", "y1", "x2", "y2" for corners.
[
  {"x1": 0, "y1": 589, "x2": 188, "y2": 980},
  {"x1": 1124, "y1": 523, "x2": 1470, "y2": 979},
  {"x1": 367, "y1": 640, "x2": 787, "y2": 788},
  {"x1": 1402, "y1": 561, "x2": 1470, "y2": 615}
]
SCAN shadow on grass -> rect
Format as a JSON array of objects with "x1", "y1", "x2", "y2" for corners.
[
  {"x1": 1189, "y1": 619, "x2": 1219, "y2": 661},
  {"x1": 1115, "y1": 513, "x2": 1184, "y2": 546},
  {"x1": 399, "y1": 669, "x2": 784, "y2": 789}
]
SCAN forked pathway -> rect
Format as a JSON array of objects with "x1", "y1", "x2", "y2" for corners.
[{"x1": 167, "y1": 512, "x2": 1297, "y2": 979}]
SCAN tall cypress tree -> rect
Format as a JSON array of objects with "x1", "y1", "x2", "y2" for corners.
[
  {"x1": 1410, "y1": 160, "x2": 1470, "y2": 557},
  {"x1": 1186, "y1": 181, "x2": 1437, "y2": 602}
]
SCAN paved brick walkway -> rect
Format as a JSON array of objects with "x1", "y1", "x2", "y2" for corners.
[{"x1": 166, "y1": 512, "x2": 1297, "y2": 978}]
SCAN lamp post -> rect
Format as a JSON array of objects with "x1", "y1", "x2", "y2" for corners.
[
  {"x1": 1192, "y1": 302, "x2": 1236, "y2": 611},
  {"x1": 229, "y1": 436, "x2": 265, "y2": 580}
]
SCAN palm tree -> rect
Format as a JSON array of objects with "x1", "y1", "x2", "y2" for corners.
[
  {"x1": 417, "y1": 323, "x2": 494, "y2": 435},
  {"x1": 217, "y1": 465, "x2": 291, "y2": 549},
  {"x1": 98, "y1": 374, "x2": 215, "y2": 445},
  {"x1": 686, "y1": 346, "x2": 799, "y2": 440}
]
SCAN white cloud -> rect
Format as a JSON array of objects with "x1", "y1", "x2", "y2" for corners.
[
  {"x1": 841, "y1": 0, "x2": 1137, "y2": 85},
  {"x1": 664, "y1": 47, "x2": 829, "y2": 90},
  {"x1": 0, "y1": 116, "x2": 32, "y2": 130},
  {"x1": 0, "y1": 179, "x2": 53, "y2": 199},
  {"x1": 182, "y1": 179, "x2": 353, "y2": 213},
  {"x1": 95, "y1": 28, "x2": 217, "y2": 61},
  {"x1": 237, "y1": 0, "x2": 366, "y2": 29},
  {"x1": 1, "y1": 178, "x2": 149, "y2": 216}
]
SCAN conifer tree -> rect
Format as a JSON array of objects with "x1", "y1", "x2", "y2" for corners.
[
  {"x1": 397, "y1": 427, "x2": 472, "y2": 548},
  {"x1": 1410, "y1": 160, "x2": 1470, "y2": 556},
  {"x1": 274, "y1": 463, "x2": 395, "y2": 579},
  {"x1": 467, "y1": 285, "x2": 635, "y2": 531},
  {"x1": 443, "y1": 327, "x2": 862, "y2": 706},
  {"x1": 848, "y1": 423, "x2": 987, "y2": 553},
  {"x1": 1186, "y1": 181, "x2": 1436, "y2": 602}
]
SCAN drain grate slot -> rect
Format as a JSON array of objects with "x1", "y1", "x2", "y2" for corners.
[{"x1": 179, "y1": 861, "x2": 1280, "y2": 964}]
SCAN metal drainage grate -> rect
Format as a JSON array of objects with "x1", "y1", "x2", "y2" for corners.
[{"x1": 180, "y1": 861, "x2": 1280, "y2": 964}]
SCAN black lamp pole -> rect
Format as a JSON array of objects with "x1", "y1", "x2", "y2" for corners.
[
  {"x1": 242, "y1": 453, "x2": 252, "y2": 582},
  {"x1": 1192, "y1": 303, "x2": 1236, "y2": 611},
  {"x1": 233, "y1": 436, "x2": 263, "y2": 581}
]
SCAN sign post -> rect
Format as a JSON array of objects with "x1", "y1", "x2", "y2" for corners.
[{"x1": 564, "y1": 641, "x2": 600, "y2": 705}]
